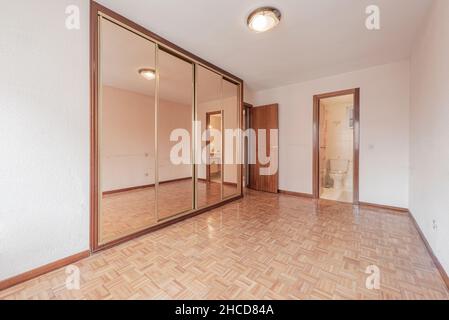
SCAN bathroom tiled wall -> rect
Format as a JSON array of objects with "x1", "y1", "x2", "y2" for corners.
[{"x1": 321, "y1": 97, "x2": 354, "y2": 190}]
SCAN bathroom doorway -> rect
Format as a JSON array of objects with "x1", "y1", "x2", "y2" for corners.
[{"x1": 313, "y1": 89, "x2": 360, "y2": 204}]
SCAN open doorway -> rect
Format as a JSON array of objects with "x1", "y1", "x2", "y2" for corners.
[
  {"x1": 313, "y1": 89, "x2": 360, "y2": 204},
  {"x1": 206, "y1": 111, "x2": 223, "y2": 183}
]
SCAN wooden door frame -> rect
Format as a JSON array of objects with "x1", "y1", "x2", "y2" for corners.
[
  {"x1": 313, "y1": 88, "x2": 360, "y2": 204},
  {"x1": 206, "y1": 111, "x2": 223, "y2": 182},
  {"x1": 243, "y1": 103, "x2": 253, "y2": 187}
]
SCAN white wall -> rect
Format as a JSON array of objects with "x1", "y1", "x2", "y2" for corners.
[
  {"x1": 158, "y1": 100, "x2": 193, "y2": 183},
  {"x1": 244, "y1": 83, "x2": 255, "y2": 105},
  {"x1": 101, "y1": 86, "x2": 192, "y2": 192},
  {"x1": 254, "y1": 60, "x2": 410, "y2": 208},
  {"x1": 0, "y1": 0, "x2": 90, "y2": 280},
  {"x1": 101, "y1": 86, "x2": 155, "y2": 192},
  {"x1": 410, "y1": 0, "x2": 449, "y2": 274}
]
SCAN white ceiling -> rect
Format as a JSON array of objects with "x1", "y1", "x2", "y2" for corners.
[
  {"x1": 101, "y1": 18, "x2": 157, "y2": 98},
  {"x1": 97, "y1": 0, "x2": 432, "y2": 91},
  {"x1": 102, "y1": 19, "x2": 238, "y2": 104}
]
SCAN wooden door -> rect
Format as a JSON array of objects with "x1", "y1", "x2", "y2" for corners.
[{"x1": 249, "y1": 104, "x2": 279, "y2": 193}]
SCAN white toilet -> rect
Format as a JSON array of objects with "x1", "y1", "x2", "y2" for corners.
[{"x1": 329, "y1": 159, "x2": 349, "y2": 190}]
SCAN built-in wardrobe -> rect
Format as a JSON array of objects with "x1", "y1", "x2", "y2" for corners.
[{"x1": 91, "y1": 3, "x2": 243, "y2": 251}]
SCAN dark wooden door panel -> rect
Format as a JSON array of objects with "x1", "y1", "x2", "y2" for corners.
[{"x1": 249, "y1": 104, "x2": 279, "y2": 193}]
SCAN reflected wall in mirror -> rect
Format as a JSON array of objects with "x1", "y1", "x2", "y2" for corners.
[
  {"x1": 99, "y1": 18, "x2": 157, "y2": 244},
  {"x1": 197, "y1": 66, "x2": 223, "y2": 208},
  {"x1": 157, "y1": 50, "x2": 194, "y2": 220},
  {"x1": 223, "y1": 80, "x2": 241, "y2": 198}
]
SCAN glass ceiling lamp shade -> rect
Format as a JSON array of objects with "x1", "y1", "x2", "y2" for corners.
[
  {"x1": 247, "y1": 7, "x2": 281, "y2": 33},
  {"x1": 139, "y1": 68, "x2": 156, "y2": 80}
]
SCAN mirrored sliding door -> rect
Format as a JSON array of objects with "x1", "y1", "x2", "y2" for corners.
[
  {"x1": 157, "y1": 49, "x2": 194, "y2": 220},
  {"x1": 196, "y1": 66, "x2": 223, "y2": 208},
  {"x1": 98, "y1": 18, "x2": 157, "y2": 244},
  {"x1": 223, "y1": 79, "x2": 241, "y2": 199}
]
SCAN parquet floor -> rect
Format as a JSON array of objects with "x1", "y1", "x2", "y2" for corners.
[
  {"x1": 1, "y1": 189, "x2": 448, "y2": 300},
  {"x1": 101, "y1": 180, "x2": 238, "y2": 243}
]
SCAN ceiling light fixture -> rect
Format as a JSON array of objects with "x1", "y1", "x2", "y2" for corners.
[
  {"x1": 138, "y1": 68, "x2": 156, "y2": 80},
  {"x1": 247, "y1": 7, "x2": 281, "y2": 33}
]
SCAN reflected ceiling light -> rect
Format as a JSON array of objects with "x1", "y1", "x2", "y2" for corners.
[
  {"x1": 138, "y1": 68, "x2": 156, "y2": 80},
  {"x1": 247, "y1": 7, "x2": 281, "y2": 33}
]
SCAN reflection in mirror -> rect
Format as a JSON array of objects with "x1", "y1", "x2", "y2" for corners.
[
  {"x1": 157, "y1": 50, "x2": 194, "y2": 219},
  {"x1": 206, "y1": 111, "x2": 223, "y2": 183},
  {"x1": 223, "y1": 80, "x2": 241, "y2": 198},
  {"x1": 99, "y1": 18, "x2": 156, "y2": 244},
  {"x1": 196, "y1": 66, "x2": 223, "y2": 208}
]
